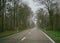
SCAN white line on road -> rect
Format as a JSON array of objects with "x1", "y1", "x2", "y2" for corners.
[
  {"x1": 29, "y1": 32, "x2": 31, "y2": 34},
  {"x1": 21, "y1": 37, "x2": 26, "y2": 41},
  {"x1": 40, "y1": 30, "x2": 55, "y2": 43}
]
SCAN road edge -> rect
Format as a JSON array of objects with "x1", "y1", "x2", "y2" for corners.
[{"x1": 40, "y1": 30, "x2": 56, "y2": 43}]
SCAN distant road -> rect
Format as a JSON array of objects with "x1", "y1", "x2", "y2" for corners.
[{"x1": 0, "y1": 27, "x2": 55, "y2": 43}]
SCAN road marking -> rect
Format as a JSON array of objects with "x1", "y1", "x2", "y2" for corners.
[
  {"x1": 21, "y1": 37, "x2": 26, "y2": 41},
  {"x1": 29, "y1": 32, "x2": 31, "y2": 34},
  {"x1": 40, "y1": 30, "x2": 55, "y2": 43}
]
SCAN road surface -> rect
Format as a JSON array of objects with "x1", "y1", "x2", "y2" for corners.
[{"x1": 0, "y1": 27, "x2": 55, "y2": 43}]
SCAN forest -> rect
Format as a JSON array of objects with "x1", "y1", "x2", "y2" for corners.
[
  {"x1": 0, "y1": 0, "x2": 60, "y2": 34},
  {"x1": 0, "y1": 0, "x2": 32, "y2": 33},
  {"x1": 0, "y1": 0, "x2": 60, "y2": 43},
  {"x1": 0, "y1": 0, "x2": 60, "y2": 32}
]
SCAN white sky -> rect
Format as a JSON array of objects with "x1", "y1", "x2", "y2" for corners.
[{"x1": 21, "y1": 0, "x2": 45, "y2": 13}]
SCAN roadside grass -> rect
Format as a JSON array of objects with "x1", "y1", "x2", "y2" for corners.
[
  {"x1": 0, "y1": 31, "x2": 17, "y2": 38},
  {"x1": 0, "y1": 27, "x2": 28, "y2": 38},
  {"x1": 42, "y1": 29, "x2": 60, "y2": 43}
]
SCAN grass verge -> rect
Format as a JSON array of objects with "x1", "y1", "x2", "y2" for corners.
[
  {"x1": 0, "y1": 31, "x2": 17, "y2": 38},
  {"x1": 0, "y1": 28, "x2": 28, "y2": 38},
  {"x1": 42, "y1": 29, "x2": 60, "y2": 43}
]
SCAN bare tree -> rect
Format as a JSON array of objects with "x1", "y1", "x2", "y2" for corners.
[{"x1": 41, "y1": 0, "x2": 58, "y2": 30}]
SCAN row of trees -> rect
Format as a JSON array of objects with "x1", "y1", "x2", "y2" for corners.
[
  {"x1": 0, "y1": 0, "x2": 31, "y2": 32},
  {"x1": 38, "y1": 0, "x2": 60, "y2": 30}
]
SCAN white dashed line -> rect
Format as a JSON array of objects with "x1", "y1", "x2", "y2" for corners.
[
  {"x1": 21, "y1": 37, "x2": 26, "y2": 41},
  {"x1": 29, "y1": 32, "x2": 31, "y2": 34}
]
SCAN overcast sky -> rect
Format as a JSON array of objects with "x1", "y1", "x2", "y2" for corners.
[{"x1": 21, "y1": 0, "x2": 45, "y2": 13}]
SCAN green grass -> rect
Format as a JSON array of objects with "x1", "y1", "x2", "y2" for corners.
[
  {"x1": 0, "y1": 28, "x2": 28, "y2": 38},
  {"x1": 42, "y1": 29, "x2": 60, "y2": 43},
  {"x1": 0, "y1": 31, "x2": 17, "y2": 38}
]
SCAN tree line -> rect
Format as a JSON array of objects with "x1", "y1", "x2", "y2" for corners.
[
  {"x1": 0, "y1": 0, "x2": 31, "y2": 32},
  {"x1": 37, "y1": 0, "x2": 60, "y2": 31}
]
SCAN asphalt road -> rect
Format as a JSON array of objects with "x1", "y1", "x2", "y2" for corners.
[{"x1": 0, "y1": 27, "x2": 55, "y2": 43}]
